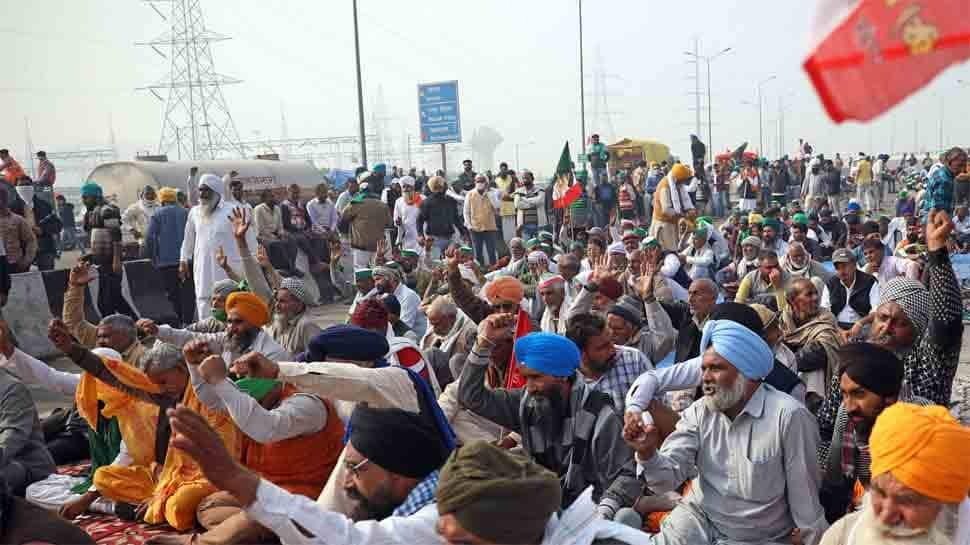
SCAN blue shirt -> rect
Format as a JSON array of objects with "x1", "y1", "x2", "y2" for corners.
[
  {"x1": 144, "y1": 203, "x2": 188, "y2": 268},
  {"x1": 922, "y1": 165, "x2": 954, "y2": 217}
]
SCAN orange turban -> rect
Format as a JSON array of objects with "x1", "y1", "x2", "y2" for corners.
[
  {"x1": 483, "y1": 276, "x2": 524, "y2": 306},
  {"x1": 870, "y1": 402, "x2": 970, "y2": 503},
  {"x1": 670, "y1": 163, "x2": 693, "y2": 182},
  {"x1": 226, "y1": 292, "x2": 270, "y2": 327},
  {"x1": 158, "y1": 186, "x2": 178, "y2": 203}
]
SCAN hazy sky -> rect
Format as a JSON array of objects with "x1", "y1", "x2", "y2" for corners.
[{"x1": 4, "y1": 0, "x2": 970, "y2": 183}]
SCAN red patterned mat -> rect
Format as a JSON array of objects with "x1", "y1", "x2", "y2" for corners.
[
  {"x1": 58, "y1": 461, "x2": 92, "y2": 476},
  {"x1": 75, "y1": 514, "x2": 179, "y2": 545}
]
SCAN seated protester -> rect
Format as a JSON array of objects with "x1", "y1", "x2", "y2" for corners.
[
  {"x1": 781, "y1": 279, "x2": 844, "y2": 406},
  {"x1": 394, "y1": 248, "x2": 433, "y2": 300},
  {"x1": 817, "y1": 343, "x2": 932, "y2": 524},
  {"x1": 679, "y1": 225, "x2": 715, "y2": 280},
  {"x1": 163, "y1": 409, "x2": 646, "y2": 545},
  {"x1": 750, "y1": 303, "x2": 798, "y2": 374},
  {"x1": 565, "y1": 264, "x2": 625, "y2": 321},
  {"x1": 352, "y1": 298, "x2": 441, "y2": 396},
  {"x1": 860, "y1": 236, "x2": 920, "y2": 286},
  {"x1": 186, "y1": 279, "x2": 240, "y2": 333},
  {"x1": 458, "y1": 325, "x2": 640, "y2": 521},
  {"x1": 153, "y1": 340, "x2": 345, "y2": 545},
  {"x1": 781, "y1": 242, "x2": 831, "y2": 295},
  {"x1": 623, "y1": 320, "x2": 827, "y2": 545},
  {"x1": 821, "y1": 248, "x2": 879, "y2": 333},
  {"x1": 716, "y1": 235, "x2": 761, "y2": 285},
  {"x1": 142, "y1": 291, "x2": 291, "y2": 364},
  {"x1": 0, "y1": 348, "x2": 56, "y2": 498},
  {"x1": 484, "y1": 237, "x2": 528, "y2": 281},
  {"x1": 816, "y1": 215, "x2": 963, "y2": 475},
  {"x1": 565, "y1": 313, "x2": 653, "y2": 411},
  {"x1": 789, "y1": 214, "x2": 824, "y2": 261},
  {"x1": 641, "y1": 237, "x2": 689, "y2": 303},
  {"x1": 47, "y1": 322, "x2": 240, "y2": 531},
  {"x1": 367, "y1": 263, "x2": 427, "y2": 339},
  {"x1": 380, "y1": 293, "x2": 416, "y2": 342},
  {"x1": 817, "y1": 207, "x2": 846, "y2": 258},
  {"x1": 616, "y1": 249, "x2": 645, "y2": 298},
  {"x1": 735, "y1": 250, "x2": 791, "y2": 309},
  {"x1": 419, "y1": 297, "x2": 476, "y2": 389},
  {"x1": 537, "y1": 274, "x2": 569, "y2": 335},
  {"x1": 447, "y1": 251, "x2": 534, "y2": 332},
  {"x1": 761, "y1": 217, "x2": 790, "y2": 257},
  {"x1": 230, "y1": 326, "x2": 457, "y2": 517},
  {"x1": 625, "y1": 302, "x2": 807, "y2": 414},
  {"x1": 696, "y1": 216, "x2": 731, "y2": 266},
  {"x1": 0, "y1": 473, "x2": 97, "y2": 545},
  {"x1": 48, "y1": 262, "x2": 146, "y2": 466},
  {"x1": 606, "y1": 294, "x2": 676, "y2": 366},
  {"x1": 346, "y1": 268, "x2": 375, "y2": 320},
  {"x1": 820, "y1": 403, "x2": 970, "y2": 545},
  {"x1": 267, "y1": 277, "x2": 322, "y2": 355},
  {"x1": 554, "y1": 252, "x2": 584, "y2": 303},
  {"x1": 671, "y1": 278, "x2": 718, "y2": 364}
]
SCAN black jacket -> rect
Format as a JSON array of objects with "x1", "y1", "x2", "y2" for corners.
[
  {"x1": 823, "y1": 170, "x2": 842, "y2": 195},
  {"x1": 417, "y1": 193, "x2": 467, "y2": 239},
  {"x1": 825, "y1": 270, "x2": 877, "y2": 320}
]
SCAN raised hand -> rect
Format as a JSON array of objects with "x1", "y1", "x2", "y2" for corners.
[
  {"x1": 136, "y1": 318, "x2": 159, "y2": 338},
  {"x1": 230, "y1": 352, "x2": 279, "y2": 379},
  {"x1": 69, "y1": 261, "x2": 94, "y2": 287},
  {"x1": 446, "y1": 249, "x2": 461, "y2": 273},
  {"x1": 926, "y1": 208, "x2": 954, "y2": 252},
  {"x1": 215, "y1": 246, "x2": 228, "y2": 270},
  {"x1": 198, "y1": 354, "x2": 228, "y2": 384},
  {"x1": 255, "y1": 245, "x2": 271, "y2": 269},
  {"x1": 621, "y1": 414, "x2": 659, "y2": 460},
  {"x1": 229, "y1": 207, "x2": 250, "y2": 240},
  {"x1": 476, "y1": 312, "x2": 515, "y2": 346},
  {"x1": 182, "y1": 339, "x2": 212, "y2": 366},
  {"x1": 48, "y1": 319, "x2": 74, "y2": 353}
]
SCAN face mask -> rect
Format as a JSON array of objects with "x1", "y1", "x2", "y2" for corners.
[
  {"x1": 476, "y1": 183, "x2": 487, "y2": 192},
  {"x1": 212, "y1": 309, "x2": 227, "y2": 322}
]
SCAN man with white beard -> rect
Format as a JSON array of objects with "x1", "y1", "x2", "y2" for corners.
[
  {"x1": 624, "y1": 319, "x2": 827, "y2": 545},
  {"x1": 820, "y1": 402, "x2": 970, "y2": 545},
  {"x1": 180, "y1": 174, "x2": 256, "y2": 319}
]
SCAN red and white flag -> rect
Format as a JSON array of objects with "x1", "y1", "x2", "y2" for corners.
[{"x1": 803, "y1": 0, "x2": 970, "y2": 123}]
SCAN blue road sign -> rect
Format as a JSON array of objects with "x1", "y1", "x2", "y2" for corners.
[{"x1": 418, "y1": 81, "x2": 461, "y2": 145}]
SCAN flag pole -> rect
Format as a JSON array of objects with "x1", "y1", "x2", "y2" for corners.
[{"x1": 578, "y1": 0, "x2": 586, "y2": 167}]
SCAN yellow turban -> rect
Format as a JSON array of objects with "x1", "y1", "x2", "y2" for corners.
[
  {"x1": 748, "y1": 213, "x2": 764, "y2": 225},
  {"x1": 670, "y1": 163, "x2": 693, "y2": 182},
  {"x1": 870, "y1": 402, "x2": 970, "y2": 503},
  {"x1": 483, "y1": 276, "x2": 524, "y2": 306},
  {"x1": 158, "y1": 187, "x2": 178, "y2": 203},
  {"x1": 226, "y1": 291, "x2": 270, "y2": 327}
]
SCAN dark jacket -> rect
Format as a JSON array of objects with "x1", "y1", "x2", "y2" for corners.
[
  {"x1": 417, "y1": 193, "x2": 467, "y2": 239},
  {"x1": 770, "y1": 170, "x2": 790, "y2": 195},
  {"x1": 58, "y1": 202, "x2": 76, "y2": 229},
  {"x1": 30, "y1": 197, "x2": 62, "y2": 255},
  {"x1": 825, "y1": 270, "x2": 877, "y2": 320},
  {"x1": 823, "y1": 170, "x2": 842, "y2": 195},
  {"x1": 281, "y1": 199, "x2": 310, "y2": 233}
]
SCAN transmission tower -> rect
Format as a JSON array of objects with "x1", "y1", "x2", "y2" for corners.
[
  {"x1": 138, "y1": 0, "x2": 244, "y2": 160},
  {"x1": 589, "y1": 47, "x2": 619, "y2": 144}
]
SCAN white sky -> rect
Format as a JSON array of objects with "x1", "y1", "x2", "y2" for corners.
[{"x1": 4, "y1": 0, "x2": 970, "y2": 183}]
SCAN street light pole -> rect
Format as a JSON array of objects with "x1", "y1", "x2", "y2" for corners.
[
  {"x1": 756, "y1": 75, "x2": 776, "y2": 157},
  {"x1": 578, "y1": 0, "x2": 586, "y2": 166},
  {"x1": 684, "y1": 47, "x2": 731, "y2": 164},
  {"x1": 352, "y1": 0, "x2": 368, "y2": 168}
]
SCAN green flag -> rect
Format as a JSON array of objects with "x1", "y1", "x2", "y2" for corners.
[{"x1": 555, "y1": 142, "x2": 573, "y2": 175}]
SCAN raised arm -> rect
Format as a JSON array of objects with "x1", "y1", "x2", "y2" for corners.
[
  {"x1": 624, "y1": 355, "x2": 703, "y2": 414},
  {"x1": 455, "y1": 315, "x2": 524, "y2": 432},
  {"x1": 62, "y1": 263, "x2": 99, "y2": 347}
]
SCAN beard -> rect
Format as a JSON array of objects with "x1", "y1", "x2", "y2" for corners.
[
  {"x1": 527, "y1": 384, "x2": 568, "y2": 423},
  {"x1": 703, "y1": 373, "x2": 747, "y2": 412},
  {"x1": 272, "y1": 312, "x2": 297, "y2": 332},
  {"x1": 199, "y1": 195, "x2": 220, "y2": 217},
  {"x1": 226, "y1": 327, "x2": 259, "y2": 355},
  {"x1": 346, "y1": 483, "x2": 397, "y2": 522}
]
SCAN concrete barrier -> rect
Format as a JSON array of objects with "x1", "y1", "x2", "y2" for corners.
[
  {"x1": 42, "y1": 269, "x2": 101, "y2": 324},
  {"x1": 6, "y1": 271, "x2": 59, "y2": 358},
  {"x1": 122, "y1": 259, "x2": 179, "y2": 326}
]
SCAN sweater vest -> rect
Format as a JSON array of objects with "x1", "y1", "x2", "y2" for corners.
[
  {"x1": 825, "y1": 271, "x2": 877, "y2": 319},
  {"x1": 466, "y1": 191, "x2": 497, "y2": 232}
]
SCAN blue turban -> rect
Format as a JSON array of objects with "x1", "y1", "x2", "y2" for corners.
[
  {"x1": 514, "y1": 333, "x2": 580, "y2": 378},
  {"x1": 302, "y1": 324, "x2": 389, "y2": 362},
  {"x1": 699, "y1": 320, "x2": 773, "y2": 380},
  {"x1": 373, "y1": 163, "x2": 387, "y2": 174},
  {"x1": 81, "y1": 183, "x2": 103, "y2": 198}
]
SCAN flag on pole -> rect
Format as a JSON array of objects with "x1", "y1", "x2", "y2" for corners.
[
  {"x1": 503, "y1": 308, "x2": 534, "y2": 390},
  {"x1": 551, "y1": 142, "x2": 582, "y2": 209},
  {"x1": 803, "y1": 0, "x2": 970, "y2": 123}
]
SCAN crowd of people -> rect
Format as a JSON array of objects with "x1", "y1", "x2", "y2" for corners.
[{"x1": 0, "y1": 143, "x2": 969, "y2": 545}]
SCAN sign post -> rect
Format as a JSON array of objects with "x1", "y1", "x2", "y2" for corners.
[{"x1": 418, "y1": 80, "x2": 461, "y2": 178}]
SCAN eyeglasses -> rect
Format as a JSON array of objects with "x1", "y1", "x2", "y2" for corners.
[
  {"x1": 345, "y1": 458, "x2": 371, "y2": 478},
  {"x1": 225, "y1": 318, "x2": 246, "y2": 325}
]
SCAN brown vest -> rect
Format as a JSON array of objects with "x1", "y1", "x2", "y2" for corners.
[
  {"x1": 466, "y1": 190, "x2": 497, "y2": 232},
  {"x1": 242, "y1": 385, "x2": 345, "y2": 498}
]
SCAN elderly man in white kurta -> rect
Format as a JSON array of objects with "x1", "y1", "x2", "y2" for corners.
[{"x1": 180, "y1": 174, "x2": 257, "y2": 320}]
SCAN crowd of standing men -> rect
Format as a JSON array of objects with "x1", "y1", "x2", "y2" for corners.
[{"x1": 0, "y1": 142, "x2": 968, "y2": 545}]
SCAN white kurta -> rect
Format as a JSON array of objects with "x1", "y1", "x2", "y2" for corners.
[
  {"x1": 180, "y1": 198, "x2": 257, "y2": 319},
  {"x1": 393, "y1": 198, "x2": 422, "y2": 250}
]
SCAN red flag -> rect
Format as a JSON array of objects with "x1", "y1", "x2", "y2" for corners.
[
  {"x1": 553, "y1": 182, "x2": 583, "y2": 209},
  {"x1": 803, "y1": 0, "x2": 970, "y2": 123},
  {"x1": 503, "y1": 308, "x2": 533, "y2": 390}
]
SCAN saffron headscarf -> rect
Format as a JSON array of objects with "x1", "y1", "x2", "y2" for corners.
[
  {"x1": 870, "y1": 402, "x2": 970, "y2": 503},
  {"x1": 225, "y1": 291, "x2": 270, "y2": 327},
  {"x1": 483, "y1": 277, "x2": 524, "y2": 306},
  {"x1": 699, "y1": 319, "x2": 774, "y2": 380},
  {"x1": 158, "y1": 187, "x2": 178, "y2": 203}
]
